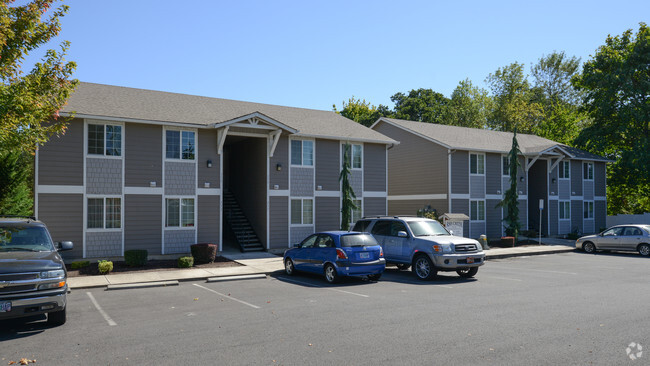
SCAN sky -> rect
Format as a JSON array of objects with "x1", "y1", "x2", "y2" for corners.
[{"x1": 20, "y1": 0, "x2": 650, "y2": 111}]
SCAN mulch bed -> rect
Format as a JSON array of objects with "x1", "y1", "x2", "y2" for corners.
[{"x1": 66, "y1": 256, "x2": 241, "y2": 277}]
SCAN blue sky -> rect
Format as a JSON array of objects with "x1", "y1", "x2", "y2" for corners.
[{"x1": 22, "y1": 0, "x2": 649, "y2": 111}]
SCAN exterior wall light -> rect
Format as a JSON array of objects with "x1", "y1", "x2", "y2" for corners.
[
  {"x1": 551, "y1": 178, "x2": 556, "y2": 183},
  {"x1": 207, "y1": 160, "x2": 212, "y2": 168},
  {"x1": 276, "y1": 163, "x2": 282, "y2": 171},
  {"x1": 519, "y1": 177, "x2": 524, "y2": 182}
]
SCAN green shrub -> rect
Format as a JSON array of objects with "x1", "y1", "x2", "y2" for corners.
[
  {"x1": 190, "y1": 243, "x2": 217, "y2": 263},
  {"x1": 178, "y1": 256, "x2": 194, "y2": 268},
  {"x1": 70, "y1": 261, "x2": 90, "y2": 269},
  {"x1": 98, "y1": 260, "x2": 113, "y2": 274},
  {"x1": 124, "y1": 249, "x2": 148, "y2": 267},
  {"x1": 566, "y1": 232, "x2": 580, "y2": 240}
]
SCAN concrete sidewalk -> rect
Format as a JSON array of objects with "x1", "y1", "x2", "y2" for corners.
[{"x1": 67, "y1": 240, "x2": 577, "y2": 290}]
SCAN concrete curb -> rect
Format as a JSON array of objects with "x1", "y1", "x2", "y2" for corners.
[
  {"x1": 106, "y1": 280, "x2": 179, "y2": 291},
  {"x1": 485, "y1": 247, "x2": 575, "y2": 260},
  {"x1": 207, "y1": 274, "x2": 267, "y2": 282}
]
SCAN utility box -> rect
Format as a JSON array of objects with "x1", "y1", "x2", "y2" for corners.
[{"x1": 440, "y1": 213, "x2": 470, "y2": 237}]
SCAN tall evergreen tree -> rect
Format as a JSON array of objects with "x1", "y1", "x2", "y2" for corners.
[
  {"x1": 497, "y1": 129, "x2": 522, "y2": 240},
  {"x1": 339, "y1": 143, "x2": 357, "y2": 231}
]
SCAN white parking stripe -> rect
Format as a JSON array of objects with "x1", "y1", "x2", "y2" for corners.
[
  {"x1": 492, "y1": 266, "x2": 578, "y2": 275},
  {"x1": 86, "y1": 292, "x2": 117, "y2": 326},
  {"x1": 192, "y1": 284, "x2": 261, "y2": 309},
  {"x1": 277, "y1": 277, "x2": 370, "y2": 298},
  {"x1": 481, "y1": 275, "x2": 523, "y2": 282}
]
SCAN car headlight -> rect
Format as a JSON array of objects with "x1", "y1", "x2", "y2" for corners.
[
  {"x1": 433, "y1": 244, "x2": 453, "y2": 253},
  {"x1": 40, "y1": 269, "x2": 65, "y2": 279}
]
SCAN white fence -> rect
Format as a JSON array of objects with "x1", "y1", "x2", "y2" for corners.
[{"x1": 607, "y1": 213, "x2": 650, "y2": 227}]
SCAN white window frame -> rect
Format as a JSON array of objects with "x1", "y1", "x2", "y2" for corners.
[
  {"x1": 341, "y1": 142, "x2": 363, "y2": 170},
  {"x1": 470, "y1": 200, "x2": 485, "y2": 221},
  {"x1": 165, "y1": 128, "x2": 196, "y2": 162},
  {"x1": 165, "y1": 197, "x2": 196, "y2": 228},
  {"x1": 502, "y1": 156, "x2": 510, "y2": 176},
  {"x1": 583, "y1": 201, "x2": 594, "y2": 219},
  {"x1": 559, "y1": 161, "x2": 570, "y2": 179},
  {"x1": 86, "y1": 196, "x2": 122, "y2": 231},
  {"x1": 290, "y1": 198, "x2": 314, "y2": 226},
  {"x1": 470, "y1": 153, "x2": 485, "y2": 175},
  {"x1": 583, "y1": 162, "x2": 594, "y2": 181},
  {"x1": 559, "y1": 201, "x2": 571, "y2": 220},
  {"x1": 290, "y1": 139, "x2": 314, "y2": 167},
  {"x1": 86, "y1": 122, "x2": 124, "y2": 158}
]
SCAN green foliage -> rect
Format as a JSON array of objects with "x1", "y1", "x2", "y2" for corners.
[
  {"x1": 124, "y1": 249, "x2": 148, "y2": 267},
  {"x1": 573, "y1": 23, "x2": 650, "y2": 214},
  {"x1": 416, "y1": 205, "x2": 439, "y2": 222},
  {"x1": 497, "y1": 130, "x2": 522, "y2": 240},
  {"x1": 0, "y1": 150, "x2": 33, "y2": 216},
  {"x1": 97, "y1": 260, "x2": 113, "y2": 274},
  {"x1": 177, "y1": 256, "x2": 194, "y2": 268},
  {"x1": 339, "y1": 143, "x2": 357, "y2": 231},
  {"x1": 0, "y1": 0, "x2": 78, "y2": 153},
  {"x1": 333, "y1": 97, "x2": 390, "y2": 127},
  {"x1": 190, "y1": 243, "x2": 217, "y2": 263},
  {"x1": 391, "y1": 88, "x2": 449, "y2": 124},
  {"x1": 442, "y1": 79, "x2": 492, "y2": 128},
  {"x1": 70, "y1": 260, "x2": 90, "y2": 269}
]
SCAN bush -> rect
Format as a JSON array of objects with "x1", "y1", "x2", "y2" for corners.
[
  {"x1": 191, "y1": 243, "x2": 217, "y2": 263},
  {"x1": 98, "y1": 260, "x2": 113, "y2": 274},
  {"x1": 501, "y1": 236, "x2": 515, "y2": 247},
  {"x1": 178, "y1": 256, "x2": 194, "y2": 268},
  {"x1": 70, "y1": 261, "x2": 90, "y2": 269},
  {"x1": 566, "y1": 232, "x2": 581, "y2": 240},
  {"x1": 124, "y1": 249, "x2": 148, "y2": 267}
]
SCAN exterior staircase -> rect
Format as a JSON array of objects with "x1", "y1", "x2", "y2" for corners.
[{"x1": 223, "y1": 190, "x2": 264, "y2": 252}]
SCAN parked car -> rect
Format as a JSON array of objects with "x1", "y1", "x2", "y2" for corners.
[
  {"x1": 283, "y1": 231, "x2": 385, "y2": 283},
  {"x1": 576, "y1": 224, "x2": 650, "y2": 256},
  {"x1": 352, "y1": 216, "x2": 485, "y2": 280},
  {"x1": 0, "y1": 217, "x2": 73, "y2": 325}
]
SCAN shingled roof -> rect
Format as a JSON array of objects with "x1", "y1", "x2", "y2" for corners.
[{"x1": 62, "y1": 82, "x2": 396, "y2": 145}]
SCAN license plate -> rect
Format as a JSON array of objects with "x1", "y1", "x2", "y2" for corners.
[
  {"x1": 467, "y1": 257, "x2": 474, "y2": 264},
  {"x1": 359, "y1": 252, "x2": 370, "y2": 259},
  {"x1": 0, "y1": 301, "x2": 11, "y2": 313}
]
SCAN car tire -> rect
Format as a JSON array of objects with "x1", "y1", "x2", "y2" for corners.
[
  {"x1": 324, "y1": 264, "x2": 339, "y2": 284},
  {"x1": 284, "y1": 258, "x2": 295, "y2": 275},
  {"x1": 638, "y1": 244, "x2": 650, "y2": 257},
  {"x1": 412, "y1": 255, "x2": 436, "y2": 280},
  {"x1": 367, "y1": 273, "x2": 381, "y2": 281},
  {"x1": 583, "y1": 242, "x2": 596, "y2": 254},
  {"x1": 456, "y1": 267, "x2": 478, "y2": 278},
  {"x1": 396, "y1": 264, "x2": 411, "y2": 271},
  {"x1": 47, "y1": 308, "x2": 66, "y2": 326}
]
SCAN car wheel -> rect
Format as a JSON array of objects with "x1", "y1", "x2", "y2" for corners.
[
  {"x1": 412, "y1": 255, "x2": 436, "y2": 280},
  {"x1": 638, "y1": 244, "x2": 650, "y2": 257},
  {"x1": 367, "y1": 273, "x2": 381, "y2": 281},
  {"x1": 457, "y1": 267, "x2": 478, "y2": 278},
  {"x1": 396, "y1": 264, "x2": 411, "y2": 270},
  {"x1": 583, "y1": 242, "x2": 596, "y2": 254},
  {"x1": 324, "y1": 264, "x2": 339, "y2": 284},
  {"x1": 284, "y1": 258, "x2": 295, "y2": 275},
  {"x1": 47, "y1": 308, "x2": 66, "y2": 326}
]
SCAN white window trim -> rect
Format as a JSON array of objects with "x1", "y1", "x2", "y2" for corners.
[
  {"x1": 340, "y1": 142, "x2": 364, "y2": 171},
  {"x1": 559, "y1": 161, "x2": 571, "y2": 180},
  {"x1": 290, "y1": 197, "x2": 314, "y2": 227},
  {"x1": 290, "y1": 138, "x2": 315, "y2": 167},
  {"x1": 164, "y1": 196, "x2": 197, "y2": 230},
  {"x1": 164, "y1": 127, "x2": 197, "y2": 162},
  {"x1": 501, "y1": 155, "x2": 509, "y2": 177},
  {"x1": 470, "y1": 153, "x2": 485, "y2": 176},
  {"x1": 86, "y1": 195, "x2": 123, "y2": 232},
  {"x1": 558, "y1": 200, "x2": 571, "y2": 221},
  {"x1": 470, "y1": 199, "x2": 486, "y2": 222},
  {"x1": 85, "y1": 121, "x2": 124, "y2": 159},
  {"x1": 583, "y1": 162, "x2": 594, "y2": 181}
]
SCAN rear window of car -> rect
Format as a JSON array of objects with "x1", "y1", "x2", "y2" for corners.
[
  {"x1": 340, "y1": 234, "x2": 378, "y2": 247},
  {"x1": 352, "y1": 220, "x2": 371, "y2": 232}
]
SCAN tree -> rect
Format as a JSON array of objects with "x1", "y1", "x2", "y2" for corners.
[
  {"x1": 573, "y1": 23, "x2": 650, "y2": 214},
  {"x1": 0, "y1": 151, "x2": 33, "y2": 216},
  {"x1": 339, "y1": 143, "x2": 357, "y2": 231},
  {"x1": 333, "y1": 97, "x2": 390, "y2": 127},
  {"x1": 442, "y1": 79, "x2": 492, "y2": 128},
  {"x1": 391, "y1": 88, "x2": 449, "y2": 124},
  {"x1": 1, "y1": 0, "x2": 77, "y2": 154},
  {"x1": 497, "y1": 129, "x2": 522, "y2": 240}
]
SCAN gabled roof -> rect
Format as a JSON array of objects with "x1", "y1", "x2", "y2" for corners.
[
  {"x1": 374, "y1": 117, "x2": 609, "y2": 161},
  {"x1": 63, "y1": 82, "x2": 396, "y2": 145}
]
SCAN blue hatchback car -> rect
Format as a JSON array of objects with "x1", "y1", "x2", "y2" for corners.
[{"x1": 283, "y1": 231, "x2": 386, "y2": 283}]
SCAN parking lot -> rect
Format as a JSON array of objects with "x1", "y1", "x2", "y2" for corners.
[{"x1": 2, "y1": 251, "x2": 649, "y2": 365}]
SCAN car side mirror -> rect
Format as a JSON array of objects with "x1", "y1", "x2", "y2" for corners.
[
  {"x1": 397, "y1": 231, "x2": 408, "y2": 238},
  {"x1": 293, "y1": 243, "x2": 301, "y2": 248},
  {"x1": 58, "y1": 241, "x2": 73, "y2": 251},
  {"x1": 449, "y1": 230, "x2": 454, "y2": 236}
]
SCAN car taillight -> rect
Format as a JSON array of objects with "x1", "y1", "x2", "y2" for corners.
[
  {"x1": 379, "y1": 247, "x2": 384, "y2": 257},
  {"x1": 336, "y1": 248, "x2": 348, "y2": 259}
]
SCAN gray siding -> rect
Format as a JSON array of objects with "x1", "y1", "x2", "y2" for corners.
[
  {"x1": 549, "y1": 161, "x2": 559, "y2": 196},
  {"x1": 125, "y1": 123, "x2": 162, "y2": 187},
  {"x1": 38, "y1": 118, "x2": 84, "y2": 186},
  {"x1": 451, "y1": 151, "x2": 469, "y2": 194},
  {"x1": 364, "y1": 143, "x2": 387, "y2": 192},
  {"x1": 584, "y1": 181, "x2": 594, "y2": 200},
  {"x1": 559, "y1": 180, "x2": 571, "y2": 200},
  {"x1": 37, "y1": 193, "x2": 83, "y2": 260},
  {"x1": 165, "y1": 162, "x2": 196, "y2": 195},
  {"x1": 197, "y1": 129, "x2": 220, "y2": 189},
  {"x1": 451, "y1": 199, "x2": 470, "y2": 237},
  {"x1": 290, "y1": 227, "x2": 314, "y2": 246},
  {"x1": 571, "y1": 200, "x2": 583, "y2": 234},
  {"x1": 469, "y1": 222, "x2": 486, "y2": 239},
  {"x1": 86, "y1": 232, "x2": 122, "y2": 258},
  {"x1": 595, "y1": 201, "x2": 606, "y2": 232},
  {"x1": 518, "y1": 199, "x2": 528, "y2": 230},
  {"x1": 197, "y1": 195, "x2": 219, "y2": 244},
  {"x1": 269, "y1": 135, "x2": 289, "y2": 190},
  {"x1": 290, "y1": 167, "x2": 314, "y2": 197},
  {"x1": 164, "y1": 230, "x2": 195, "y2": 254},
  {"x1": 388, "y1": 199, "x2": 447, "y2": 217},
  {"x1": 373, "y1": 122, "x2": 448, "y2": 195},
  {"x1": 315, "y1": 197, "x2": 339, "y2": 232},
  {"x1": 584, "y1": 219, "x2": 595, "y2": 234},
  {"x1": 124, "y1": 195, "x2": 162, "y2": 254},
  {"x1": 486, "y1": 199, "x2": 502, "y2": 239},
  {"x1": 594, "y1": 162, "x2": 606, "y2": 196},
  {"x1": 517, "y1": 157, "x2": 527, "y2": 195},
  {"x1": 269, "y1": 196, "x2": 288, "y2": 249},
  {"x1": 315, "y1": 139, "x2": 340, "y2": 191},
  {"x1": 485, "y1": 153, "x2": 501, "y2": 195},
  {"x1": 549, "y1": 200, "x2": 558, "y2": 236},
  {"x1": 570, "y1": 160, "x2": 583, "y2": 196},
  {"x1": 86, "y1": 158, "x2": 122, "y2": 195},
  {"x1": 470, "y1": 175, "x2": 485, "y2": 198},
  {"x1": 364, "y1": 197, "x2": 387, "y2": 217}
]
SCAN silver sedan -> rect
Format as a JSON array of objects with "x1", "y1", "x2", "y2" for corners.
[{"x1": 576, "y1": 224, "x2": 650, "y2": 256}]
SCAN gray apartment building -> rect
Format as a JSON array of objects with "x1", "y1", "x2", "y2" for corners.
[
  {"x1": 35, "y1": 83, "x2": 394, "y2": 260},
  {"x1": 371, "y1": 117, "x2": 609, "y2": 240}
]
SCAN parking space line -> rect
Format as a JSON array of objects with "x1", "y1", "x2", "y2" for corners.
[
  {"x1": 277, "y1": 277, "x2": 370, "y2": 298},
  {"x1": 490, "y1": 266, "x2": 578, "y2": 275},
  {"x1": 192, "y1": 284, "x2": 261, "y2": 309},
  {"x1": 480, "y1": 275, "x2": 523, "y2": 282},
  {"x1": 86, "y1": 292, "x2": 117, "y2": 326}
]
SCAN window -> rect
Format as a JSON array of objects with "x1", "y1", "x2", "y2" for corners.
[
  {"x1": 583, "y1": 201, "x2": 594, "y2": 219},
  {"x1": 583, "y1": 163, "x2": 593, "y2": 180},
  {"x1": 87, "y1": 197, "x2": 121, "y2": 229},
  {"x1": 88, "y1": 124, "x2": 122, "y2": 156},
  {"x1": 502, "y1": 156, "x2": 509, "y2": 176},
  {"x1": 290, "y1": 199, "x2": 313, "y2": 225},
  {"x1": 470, "y1": 200, "x2": 485, "y2": 221},
  {"x1": 470, "y1": 154, "x2": 485, "y2": 175},
  {"x1": 299, "y1": 234, "x2": 318, "y2": 248},
  {"x1": 370, "y1": 220, "x2": 392, "y2": 236},
  {"x1": 342, "y1": 144, "x2": 363, "y2": 169},
  {"x1": 559, "y1": 161, "x2": 570, "y2": 179},
  {"x1": 559, "y1": 201, "x2": 571, "y2": 220},
  {"x1": 166, "y1": 130, "x2": 195, "y2": 160},
  {"x1": 351, "y1": 199, "x2": 362, "y2": 225},
  {"x1": 166, "y1": 198, "x2": 194, "y2": 227},
  {"x1": 291, "y1": 140, "x2": 314, "y2": 166},
  {"x1": 352, "y1": 220, "x2": 371, "y2": 232}
]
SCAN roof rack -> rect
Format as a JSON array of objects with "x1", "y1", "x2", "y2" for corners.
[
  {"x1": 0, "y1": 215, "x2": 37, "y2": 221},
  {"x1": 360, "y1": 215, "x2": 420, "y2": 219}
]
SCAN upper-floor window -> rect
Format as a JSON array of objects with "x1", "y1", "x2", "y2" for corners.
[
  {"x1": 291, "y1": 140, "x2": 314, "y2": 166},
  {"x1": 583, "y1": 162, "x2": 594, "y2": 180},
  {"x1": 87, "y1": 197, "x2": 121, "y2": 229},
  {"x1": 559, "y1": 161, "x2": 570, "y2": 179},
  {"x1": 166, "y1": 130, "x2": 195, "y2": 160},
  {"x1": 88, "y1": 124, "x2": 122, "y2": 156},
  {"x1": 470, "y1": 154, "x2": 485, "y2": 175},
  {"x1": 502, "y1": 156, "x2": 509, "y2": 176},
  {"x1": 342, "y1": 144, "x2": 363, "y2": 169}
]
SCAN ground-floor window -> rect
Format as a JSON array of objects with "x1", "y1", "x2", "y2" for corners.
[
  {"x1": 583, "y1": 201, "x2": 594, "y2": 219},
  {"x1": 87, "y1": 197, "x2": 121, "y2": 229},
  {"x1": 351, "y1": 199, "x2": 362, "y2": 225},
  {"x1": 166, "y1": 198, "x2": 195, "y2": 227},
  {"x1": 470, "y1": 200, "x2": 485, "y2": 221},
  {"x1": 559, "y1": 201, "x2": 571, "y2": 220},
  {"x1": 291, "y1": 199, "x2": 313, "y2": 225}
]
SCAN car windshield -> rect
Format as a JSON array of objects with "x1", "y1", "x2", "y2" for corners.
[
  {"x1": 340, "y1": 234, "x2": 378, "y2": 247},
  {"x1": 0, "y1": 225, "x2": 55, "y2": 252},
  {"x1": 407, "y1": 220, "x2": 450, "y2": 237}
]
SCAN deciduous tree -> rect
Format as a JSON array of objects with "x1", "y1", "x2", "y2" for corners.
[{"x1": 391, "y1": 88, "x2": 449, "y2": 124}]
